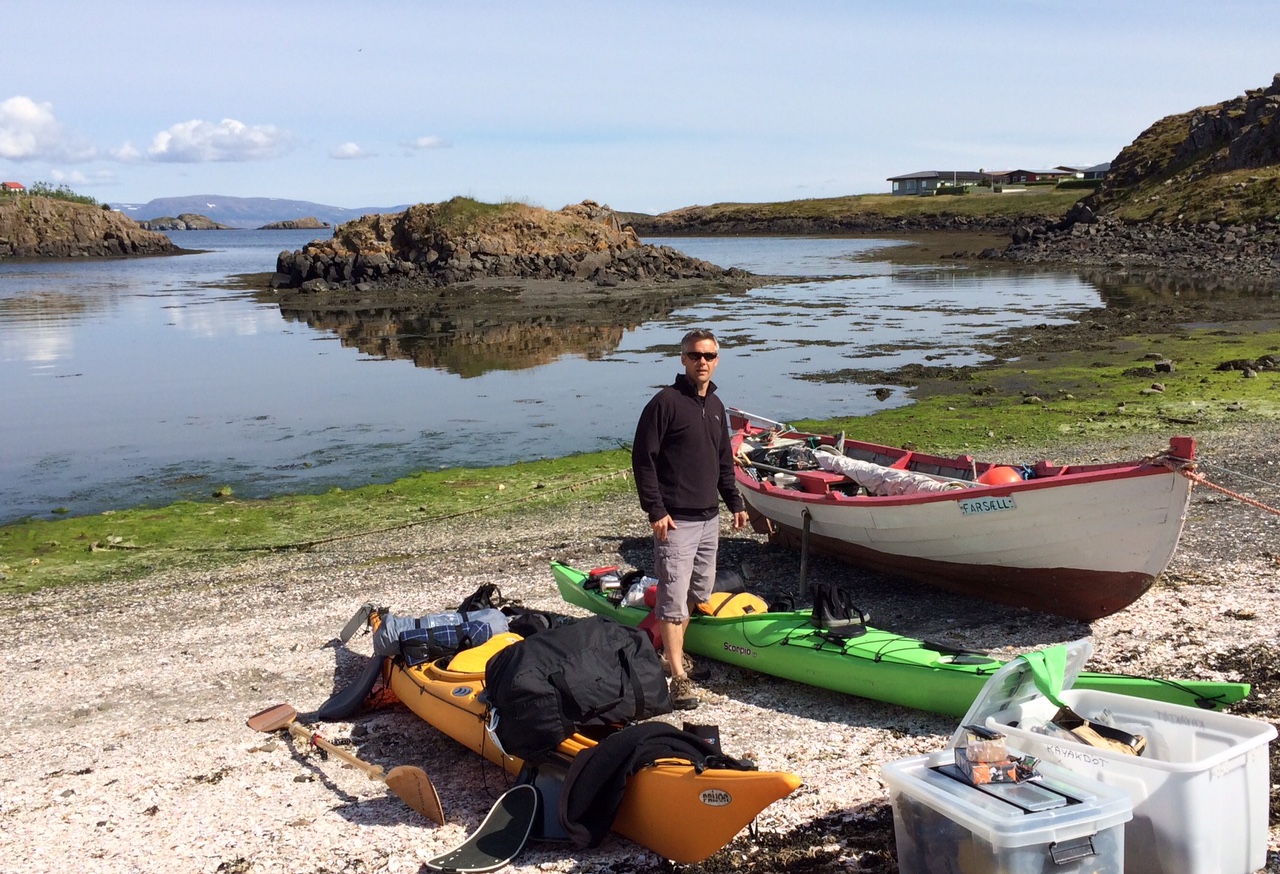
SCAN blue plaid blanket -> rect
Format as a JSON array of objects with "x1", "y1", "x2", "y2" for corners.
[{"x1": 373, "y1": 607, "x2": 508, "y2": 664}]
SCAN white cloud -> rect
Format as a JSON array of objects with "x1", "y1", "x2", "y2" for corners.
[
  {"x1": 110, "y1": 142, "x2": 143, "y2": 162},
  {"x1": 0, "y1": 96, "x2": 96, "y2": 162},
  {"x1": 146, "y1": 118, "x2": 295, "y2": 162},
  {"x1": 330, "y1": 141, "x2": 372, "y2": 159},
  {"x1": 403, "y1": 135, "x2": 450, "y2": 150}
]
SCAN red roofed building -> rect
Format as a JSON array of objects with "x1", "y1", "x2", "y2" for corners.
[{"x1": 2, "y1": 181, "x2": 25, "y2": 194}]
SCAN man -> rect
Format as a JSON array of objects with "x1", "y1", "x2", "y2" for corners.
[{"x1": 632, "y1": 329, "x2": 750, "y2": 709}]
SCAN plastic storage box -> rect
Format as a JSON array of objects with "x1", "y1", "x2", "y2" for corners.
[
  {"x1": 961, "y1": 639, "x2": 1276, "y2": 874},
  {"x1": 882, "y1": 746, "x2": 1131, "y2": 874}
]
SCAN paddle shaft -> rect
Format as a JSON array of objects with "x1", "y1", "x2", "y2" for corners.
[
  {"x1": 247, "y1": 703, "x2": 444, "y2": 824},
  {"x1": 287, "y1": 721, "x2": 385, "y2": 780}
]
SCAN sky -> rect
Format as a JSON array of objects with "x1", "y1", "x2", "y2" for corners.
[{"x1": 2, "y1": 1, "x2": 1278, "y2": 215}]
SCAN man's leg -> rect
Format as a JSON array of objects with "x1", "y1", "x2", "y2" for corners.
[
  {"x1": 654, "y1": 525, "x2": 695, "y2": 675},
  {"x1": 656, "y1": 518, "x2": 719, "y2": 684},
  {"x1": 688, "y1": 521, "x2": 719, "y2": 613},
  {"x1": 653, "y1": 519, "x2": 714, "y2": 682},
  {"x1": 668, "y1": 518, "x2": 718, "y2": 677},
  {"x1": 659, "y1": 616, "x2": 690, "y2": 679}
]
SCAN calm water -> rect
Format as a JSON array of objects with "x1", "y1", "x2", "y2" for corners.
[{"x1": 1, "y1": 232, "x2": 1105, "y2": 523}]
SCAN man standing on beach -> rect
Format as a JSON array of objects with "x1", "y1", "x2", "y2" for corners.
[{"x1": 632, "y1": 329, "x2": 750, "y2": 710}]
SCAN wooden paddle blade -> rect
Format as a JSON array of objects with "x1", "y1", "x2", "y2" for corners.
[
  {"x1": 246, "y1": 703, "x2": 297, "y2": 732},
  {"x1": 386, "y1": 765, "x2": 445, "y2": 825}
]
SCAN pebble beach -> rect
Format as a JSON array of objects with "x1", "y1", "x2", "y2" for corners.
[{"x1": 1, "y1": 425, "x2": 1277, "y2": 873}]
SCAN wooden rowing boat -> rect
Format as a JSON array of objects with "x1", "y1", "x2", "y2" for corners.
[{"x1": 729, "y1": 410, "x2": 1195, "y2": 621}]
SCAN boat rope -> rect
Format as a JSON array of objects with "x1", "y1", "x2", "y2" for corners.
[{"x1": 1153, "y1": 453, "x2": 1280, "y2": 517}]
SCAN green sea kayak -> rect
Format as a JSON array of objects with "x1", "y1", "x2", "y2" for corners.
[{"x1": 550, "y1": 561, "x2": 1249, "y2": 718}]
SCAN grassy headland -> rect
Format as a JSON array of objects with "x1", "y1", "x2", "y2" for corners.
[
  {"x1": 621, "y1": 186, "x2": 1087, "y2": 235},
  {"x1": 1087, "y1": 77, "x2": 1280, "y2": 225}
]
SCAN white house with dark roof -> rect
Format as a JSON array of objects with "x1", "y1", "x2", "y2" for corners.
[
  {"x1": 1055, "y1": 163, "x2": 1111, "y2": 180},
  {"x1": 890, "y1": 163, "x2": 1111, "y2": 194},
  {"x1": 887, "y1": 170, "x2": 986, "y2": 195}
]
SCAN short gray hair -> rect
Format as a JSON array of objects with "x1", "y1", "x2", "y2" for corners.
[{"x1": 680, "y1": 329, "x2": 719, "y2": 351}]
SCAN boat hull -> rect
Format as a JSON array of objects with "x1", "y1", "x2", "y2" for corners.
[
  {"x1": 760, "y1": 516, "x2": 1157, "y2": 621},
  {"x1": 731, "y1": 421, "x2": 1194, "y2": 620},
  {"x1": 551, "y1": 561, "x2": 1248, "y2": 718},
  {"x1": 386, "y1": 635, "x2": 801, "y2": 864}
]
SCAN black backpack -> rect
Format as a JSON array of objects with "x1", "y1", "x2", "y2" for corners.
[
  {"x1": 483, "y1": 616, "x2": 672, "y2": 761},
  {"x1": 457, "y1": 582, "x2": 561, "y2": 637}
]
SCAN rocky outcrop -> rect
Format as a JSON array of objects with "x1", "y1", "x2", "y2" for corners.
[
  {"x1": 0, "y1": 197, "x2": 181, "y2": 258},
  {"x1": 138, "y1": 213, "x2": 231, "y2": 231},
  {"x1": 259, "y1": 216, "x2": 329, "y2": 230},
  {"x1": 1103, "y1": 74, "x2": 1280, "y2": 200},
  {"x1": 271, "y1": 198, "x2": 751, "y2": 292},
  {"x1": 987, "y1": 74, "x2": 1280, "y2": 283}
]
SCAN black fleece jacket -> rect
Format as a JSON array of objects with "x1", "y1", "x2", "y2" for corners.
[{"x1": 631, "y1": 373, "x2": 745, "y2": 523}]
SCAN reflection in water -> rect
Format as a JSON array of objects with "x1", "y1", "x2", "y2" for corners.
[
  {"x1": 266, "y1": 282, "x2": 737, "y2": 377},
  {"x1": 0, "y1": 292, "x2": 88, "y2": 365},
  {"x1": 294, "y1": 306, "x2": 627, "y2": 376},
  {"x1": 1082, "y1": 268, "x2": 1280, "y2": 307}
]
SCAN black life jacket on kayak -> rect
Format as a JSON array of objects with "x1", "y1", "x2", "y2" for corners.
[
  {"x1": 457, "y1": 581, "x2": 563, "y2": 638},
  {"x1": 557, "y1": 722, "x2": 757, "y2": 849}
]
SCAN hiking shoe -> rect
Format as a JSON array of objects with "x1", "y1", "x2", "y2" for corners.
[
  {"x1": 661, "y1": 652, "x2": 690, "y2": 676},
  {"x1": 668, "y1": 676, "x2": 700, "y2": 710},
  {"x1": 662, "y1": 653, "x2": 712, "y2": 682}
]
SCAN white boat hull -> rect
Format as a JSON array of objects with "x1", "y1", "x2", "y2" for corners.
[{"x1": 733, "y1": 422, "x2": 1194, "y2": 620}]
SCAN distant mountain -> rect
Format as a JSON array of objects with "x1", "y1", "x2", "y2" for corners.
[{"x1": 111, "y1": 194, "x2": 411, "y2": 229}]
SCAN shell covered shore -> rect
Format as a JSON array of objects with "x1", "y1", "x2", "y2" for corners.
[{"x1": 1, "y1": 427, "x2": 1277, "y2": 873}]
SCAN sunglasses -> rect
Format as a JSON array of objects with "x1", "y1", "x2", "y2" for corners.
[{"x1": 683, "y1": 351, "x2": 719, "y2": 361}]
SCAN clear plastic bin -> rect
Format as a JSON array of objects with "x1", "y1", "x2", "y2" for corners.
[
  {"x1": 883, "y1": 747, "x2": 1131, "y2": 874},
  {"x1": 960, "y1": 639, "x2": 1276, "y2": 874}
]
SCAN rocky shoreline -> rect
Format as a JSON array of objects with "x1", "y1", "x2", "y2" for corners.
[
  {"x1": 259, "y1": 216, "x2": 330, "y2": 231},
  {"x1": 984, "y1": 203, "x2": 1280, "y2": 286},
  {"x1": 623, "y1": 204, "x2": 1280, "y2": 289},
  {"x1": 137, "y1": 213, "x2": 233, "y2": 231},
  {"x1": 622, "y1": 211, "x2": 1025, "y2": 238}
]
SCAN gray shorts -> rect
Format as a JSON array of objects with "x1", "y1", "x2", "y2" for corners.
[{"x1": 653, "y1": 517, "x2": 719, "y2": 622}]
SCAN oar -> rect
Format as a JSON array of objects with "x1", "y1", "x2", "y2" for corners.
[
  {"x1": 728, "y1": 407, "x2": 792, "y2": 431},
  {"x1": 247, "y1": 703, "x2": 444, "y2": 824}
]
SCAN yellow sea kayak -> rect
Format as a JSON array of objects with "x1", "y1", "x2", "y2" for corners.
[{"x1": 386, "y1": 632, "x2": 802, "y2": 864}]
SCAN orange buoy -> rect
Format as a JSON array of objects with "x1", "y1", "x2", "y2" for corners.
[{"x1": 977, "y1": 465, "x2": 1023, "y2": 485}]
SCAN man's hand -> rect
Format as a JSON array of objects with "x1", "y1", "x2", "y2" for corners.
[
  {"x1": 652, "y1": 515, "x2": 676, "y2": 541},
  {"x1": 732, "y1": 509, "x2": 750, "y2": 530}
]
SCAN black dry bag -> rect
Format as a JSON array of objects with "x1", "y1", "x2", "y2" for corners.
[{"x1": 483, "y1": 616, "x2": 671, "y2": 761}]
